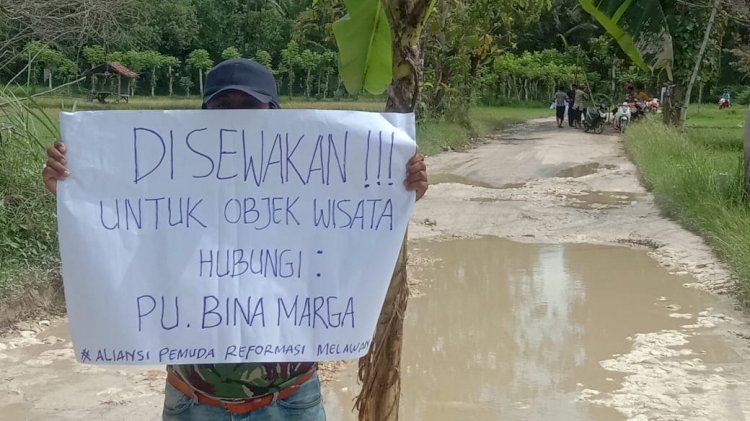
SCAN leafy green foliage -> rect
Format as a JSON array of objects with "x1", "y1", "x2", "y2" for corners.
[
  {"x1": 663, "y1": 1, "x2": 724, "y2": 87},
  {"x1": 0, "y1": 97, "x2": 61, "y2": 295},
  {"x1": 727, "y1": 48, "x2": 750, "y2": 82},
  {"x1": 141, "y1": 51, "x2": 166, "y2": 96},
  {"x1": 186, "y1": 49, "x2": 213, "y2": 71},
  {"x1": 487, "y1": 50, "x2": 578, "y2": 103},
  {"x1": 420, "y1": 0, "x2": 550, "y2": 119},
  {"x1": 294, "y1": 0, "x2": 345, "y2": 50},
  {"x1": 221, "y1": 47, "x2": 242, "y2": 60},
  {"x1": 142, "y1": 0, "x2": 200, "y2": 56},
  {"x1": 254, "y1": 50, "x2": 274, "y2": 71},
  {"x1": 280, "y1": 40, "x2": 301, "y2": 98},
  {"x1": 186, "y1": 49, "x2": 213, "y2": 95},
  {"x1": 179, "y1": 76, "x2": 194, "y2": 96},
  {"x1": 331, "y1": 0, "x2": 392, "y2": 94},
  {"x1": 82, "y1": 45, "x2": 106, "y2": 68},
  {"x1": 24, "y1": 42, "x2": 77, "y2": 85},
  {"x1": 578, "y1": 0, "x2": 673, "y2": 77}
]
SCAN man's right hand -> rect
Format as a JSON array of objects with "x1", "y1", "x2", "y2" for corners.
[{"x1": 43, "y1": 140, "x2": 69, "y2": 196}]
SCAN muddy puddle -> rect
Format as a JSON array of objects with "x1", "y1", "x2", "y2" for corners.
[
  {"x1": 324, "y1": 236, "x2": 746, "y2": 420},
  {"x1": 556, "y1": 163, "x2": 617, "y2": 178},
  {"x1": 430, "y1": 173, "x2": 499, "y2": 189},
  {"x1": 565, "y1": 191, "x2": 643, "y2": 210},
  {"x1": 430, "y1": 174, "x2": 527, "y2": 190}
]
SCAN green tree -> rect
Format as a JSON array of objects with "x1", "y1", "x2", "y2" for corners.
[
  {"x1": 318, "y1": 50, "x2": 338, "y2": 98},
  {"x1": 186, "y1": 49, "x2": 213, "y2": 96},
  {"x1": 515, "y1": 0, "x2": 601, "y2": 52},
  {"x1": 489, "y1": 50, "x2": 577, "y2": 103},
  {"x1": 191, "y1": 0, "x2": 302, "y2": 60},
  {"x1": 24, "y1": 41, "x2": 48, "y2": 88},
  {"x1": 294, "y1": 0, "x2": 345, "y2": 51},
  {"x1": 23, "y1": 41, "x2": 78, "y2": 89},
  {"x1": 280, "y1": 40, "x2": 301, "y2": 99},
  {"x1": 299, "y1": 49, "x2": 321, "y2": 98},
  {"x1": 137, "y1": 0, "x2": 200, "y2": 56},
  {"x1": 179, "y1": 75, "x2": 194, "y2": 96},
  {"x1": 420, "y1": 0, "x2": 550, "y2": 119},
  {"x1": 120, "y1": 50, "x2": 148, "y2": 96},
  {"x1": 221, "y1": 46, "x2": 242, "y2": 60},
  {"x1": 579, "y1": 0, "x2": 673, "y2": 76},
  {"x1": 193, "y1": 0, "x2": 247, "y2": 57},
  {"x1": 163, "y1": 56, "x2": 181, "y2": 96},
  {"x1": 253, "y1": 49, "x2": 278, "y2": 94},
  {"x1": 82, "y1": 45, "x2": 106, "y2": 69},
  {"x1": 254, "y1": 50, "x2": 273, "y2": 69},
  {"x1": 141, "y1": 50, "x2": 165, "y2": 97}
]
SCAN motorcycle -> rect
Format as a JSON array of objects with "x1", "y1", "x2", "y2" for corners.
[
  {"x1": 629, "y1": 101, "x2": 645, "y2": 122},
  {"x1": 614, "y1": 102, "x2": 631, "y2": 133},
  {"x1": 583, "y1": 104, "x2": 608, "y2": 134}
]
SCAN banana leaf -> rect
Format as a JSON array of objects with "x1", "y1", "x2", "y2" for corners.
[
  {"x1": 579, "y1": 0, "x2": 673, "y2": 79},
  {"x1": 332, "y1": 0, "x2": 392, "y2": 94}
]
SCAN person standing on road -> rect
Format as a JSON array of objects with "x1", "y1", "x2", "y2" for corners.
[
  {"x1": 42, "y1": 58, "x2": 429, "y2": 421},
  {"x1": 573, "y1": 84, "x2": 588, "y2": 129},
  {"x1": 553, "y1": 87, "x2": 568, "y2": 128},
  {"x1": 567, "y1": 85, "x2": 576, "y2": 127}
]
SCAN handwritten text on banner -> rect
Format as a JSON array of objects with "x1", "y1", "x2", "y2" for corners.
[{"x1": 57, "y1": 109, "x2": 416, "y2": 364}]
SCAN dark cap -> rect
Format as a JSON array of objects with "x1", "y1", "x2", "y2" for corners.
[{"x1": 202, "y1": 58, "x2": 280, "y2": 109}]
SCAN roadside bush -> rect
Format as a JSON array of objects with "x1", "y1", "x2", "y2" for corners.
[{"x1": 0, "y1": 98, "x2": 60, "y2": 296}]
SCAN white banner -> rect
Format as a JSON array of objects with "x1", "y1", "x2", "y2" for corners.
[{"x1": 57, "y1": 109, "x2": 415, "y2": 364}]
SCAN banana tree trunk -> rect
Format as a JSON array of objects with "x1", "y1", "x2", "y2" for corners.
[
  {"x1": 357, "y1": 239, "x2": 407, "y2": 421},
  {"x1": 356, "y1": 3, "x2": 430, "y2": 420}
]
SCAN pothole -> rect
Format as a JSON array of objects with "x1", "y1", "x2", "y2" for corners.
[{"x1": 566, "y1": 191, "x2": 641, "y2": 209}]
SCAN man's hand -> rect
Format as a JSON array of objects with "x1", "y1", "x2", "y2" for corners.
[
  {"x1": 405, "y1": 150, "x2": 428, "y2": 201},
  {"x1": 43, "y1": 140, "x2": 69, "y2": 196}
]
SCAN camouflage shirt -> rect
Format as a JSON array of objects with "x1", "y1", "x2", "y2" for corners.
[{"x1": 168, "y1": 362, "x2": 316, "y2": 400}]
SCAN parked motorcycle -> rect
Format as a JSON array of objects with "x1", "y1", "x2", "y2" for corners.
[
  {"x1": 629, "y1": 101, "x2": 646, "y2": 122},
  {"x1": 614, "y1": 102, "x2": 631, "y2": 133},
  {"x1": 583, "y1": 104, "x2": 608, "y2": 134}
]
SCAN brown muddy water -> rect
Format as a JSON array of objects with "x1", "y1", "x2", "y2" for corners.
[
  {"x1": 429, "y1": 173, "x2": 500, "y2": 189},
  {"x1": 324, "y1": 236, "x2": 742, "y2": 420},
  {"x1": 565, "y1": 191, "x2": 643, "y2": 210}
]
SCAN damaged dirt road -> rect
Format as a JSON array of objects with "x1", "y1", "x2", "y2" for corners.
[{"x1": 3, "y1": 118, "x2": 750, "y2": 420}]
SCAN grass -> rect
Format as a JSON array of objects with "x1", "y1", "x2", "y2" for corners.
[
  {"x1": 0, "y1": 95, "x2": 546, "y2": 297},
  {"x1": 625, "y1": 103, "x2": 750, "y2": 298},
  {"x1": 0, "y1": 99, "x2": 61, "y2": 296}
]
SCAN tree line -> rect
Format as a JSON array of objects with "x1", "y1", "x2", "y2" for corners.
[{"x1": 1, "y1": 0, "x2": 749, "y2": 118}]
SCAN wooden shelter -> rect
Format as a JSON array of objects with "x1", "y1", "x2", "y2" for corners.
[{"x1": 86, "y1": 61, "x2": 138, "y2": 103}]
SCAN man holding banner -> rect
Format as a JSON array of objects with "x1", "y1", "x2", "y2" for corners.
[{"x1": 43, "y1": 58, "x2": 428, "y2": 420}]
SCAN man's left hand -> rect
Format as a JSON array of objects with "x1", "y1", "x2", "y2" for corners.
[{"x1": 405, "y1": 151, "x2": 428, "y2": 201}]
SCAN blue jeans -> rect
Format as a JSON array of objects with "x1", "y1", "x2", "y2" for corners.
[{"x1": 162, "y1": 373, "x2": 326, "y2": 421}]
